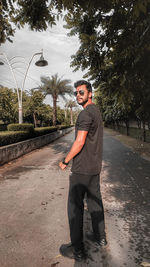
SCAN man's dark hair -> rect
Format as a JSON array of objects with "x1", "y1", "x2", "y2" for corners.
[{"x1": 74, "y1": 80, "x2": 92, "y2": 92}]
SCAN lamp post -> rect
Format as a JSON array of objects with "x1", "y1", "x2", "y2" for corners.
[{"x1": 0, "y1": 50, "x2": 48, "y2": 124}]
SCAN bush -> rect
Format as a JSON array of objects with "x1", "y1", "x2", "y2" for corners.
[
  {"x1": 34, "y1": 126, "x2": 57, "y2": 136},
  {"x1": 0, "y1": 124, "x2": 8, "y2": 131},
  {"x1": 7, "y1": 123, "x2": 34, "y2": 133},
  {"x1": 0, "y1": 131, "x2": 30, "y2": 146},
  {"x1": 63, "y1": 118, "x2": 71, "y2": 126},
  {"x1": 0, "y1": 125, "x2": 72, "y2": 147},
  {"x1": 57, "y1": 125, "x2": 71, "y2": 130}
]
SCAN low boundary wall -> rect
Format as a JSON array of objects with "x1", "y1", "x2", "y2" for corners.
[
  {"x1": 0, "y1": 127, "x2": 73, "y2": 166},
  {"x1": 105, "y1": 124, "x2": 150, "y2": 143}
]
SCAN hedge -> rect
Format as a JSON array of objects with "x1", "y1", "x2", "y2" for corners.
[
  {"x1": 0, "y1": 124, "x2": 7, "y2": 131},
  {"x1": 0, "y1": 131, "x2": 31, "y2": 146},
  {"x1": 57, "y1": 125, "x2": 73, "y2": 130},
  {"x1": 34, "y1": 126, "x2": 57, "y2": 136},
  {"x1": 7, "y1": 123, "x2": 34, "y2": 132},
  {"x1": 0, "y1": 125, "x2": 73, "y2": 147}
]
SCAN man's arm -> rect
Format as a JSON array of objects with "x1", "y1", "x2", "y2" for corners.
[{"x1": 59, "y1": 130, "x2": 88, "y2": 170}]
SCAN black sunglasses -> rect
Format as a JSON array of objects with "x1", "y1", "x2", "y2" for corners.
[{"x1": 74, "y1": 90, "x2": 85, "y2": 96}]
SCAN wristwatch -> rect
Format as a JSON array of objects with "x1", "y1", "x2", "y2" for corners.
[{"x1": 62, "y1": 158, "x2": 69, "y2": 165}]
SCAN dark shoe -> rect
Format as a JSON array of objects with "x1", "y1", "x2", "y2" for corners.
[
  {"x1": 59, "y1": 243, "x2": 86, "y2": 262},
  {"x1": 86, "y1": 232, "x2": 107, "y2": 247},
  {"x1": 95, "y1": 238, "x2": 107, "y2": 247},
  {"x1": 59, "y1": 243, "x2": 74, "y2": 259},
  {"x1": 74, "y1": 248, "x2": 87, "y2": 262}
]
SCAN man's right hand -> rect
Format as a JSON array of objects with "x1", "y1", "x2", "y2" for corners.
[{"x1": 59, "y1": 162, "x2": 67, "y2": 170}]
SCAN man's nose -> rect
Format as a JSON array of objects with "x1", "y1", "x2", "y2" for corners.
[{"x1": 77, "y1": 91, "x2": 82, "y2": 96}]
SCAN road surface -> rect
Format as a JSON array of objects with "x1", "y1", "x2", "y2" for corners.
[{"x1": 0, "y1": 130, "x2": 149, "y2": 267}]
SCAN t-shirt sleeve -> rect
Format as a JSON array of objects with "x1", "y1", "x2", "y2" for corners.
[{"x1": 77, "y1": 110, "x2": 92, "y2": 131}]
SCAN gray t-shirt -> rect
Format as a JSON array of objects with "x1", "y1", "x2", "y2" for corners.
[{"x1": 71, "y1": 104, "x2": 103, "y2": 175}]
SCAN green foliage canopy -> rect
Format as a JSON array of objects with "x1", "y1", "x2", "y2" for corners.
[
  {"x1": 1, "y1": 0, "x2": 150, "y2": 131},
  {"x1": 0, "y1": 87, "x2": 17, "y2": 123},
  {"x1": 0, "y1": 86, "x2": 53, "y2": 126}
]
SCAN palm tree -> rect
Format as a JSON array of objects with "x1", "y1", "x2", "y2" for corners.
[
  {"x1": 66, "y1": 100, "x2": 77, "y2": 125},
  {"x1": 40, "y1": 74, "x2": 73, "y2": 126},
  {"x1": 64, "y1": 103, "x2": 68, "y2": 120}
]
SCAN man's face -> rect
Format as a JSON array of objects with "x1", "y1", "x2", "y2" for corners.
[{"x1": 75, "y1": 84, "x2": 91, "y2": 106}]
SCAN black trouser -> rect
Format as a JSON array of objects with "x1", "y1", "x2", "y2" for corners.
[{"x1": 67, "y1": 172, "x2": 106, "y2": 251}]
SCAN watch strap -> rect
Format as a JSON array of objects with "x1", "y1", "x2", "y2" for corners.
[{"x1": 62, "y1": 158, "x2": 69, "y2": 165}]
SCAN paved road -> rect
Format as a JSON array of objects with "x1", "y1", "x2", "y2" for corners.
[{"x1": 0, "y1": 130, "x2": 149, "y2": 267}]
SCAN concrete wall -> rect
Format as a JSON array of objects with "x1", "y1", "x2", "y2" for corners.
[{"x1": 0, "y1": 128, "x2": 73, "y2": 166}]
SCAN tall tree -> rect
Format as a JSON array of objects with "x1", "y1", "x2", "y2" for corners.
[
  {"x1": 23, "y1": 90, "x2": 53, "y2": 126},
  {"x1": 25, "y1": 90, "x2": 45, "y2": 127},
  {"x1": 40, "y1": 74, "x2": 73, "y2": 126},
  {"x1": 66, "y1": 100, "x2": 77, "y2": 125},
  {"x1": 63, "y1": 0, "x2": 150, "y2": 137},
  {"x1": 0, "y1": 87, "x2": 17, "y2": 123},
  {"x1": 1, "y1": 1, "x2": 150, "y2": 136},
  {"x1": 57, "y1": 106, "x2": 65, "y2": 125}
]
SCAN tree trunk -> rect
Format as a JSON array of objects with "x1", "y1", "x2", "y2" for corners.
[
  {"x1": 147, "y1": 121, "x2": 150, "y2": 130},
  {"x1": 142, "y1": 120, "x2": 146, "y2": 142},
  {"x1": 53, "y1": 94, "x2": 57, "y2": 126},
  {"x1": 116, "y1": 121, "x2": 119, "y2": 130},
  {"x1": 33, "y1": 112, "x2": 37, "y2": 128},
  {"x1": 112, "y1": 121, "x2": 115, "y2": 129},
  {"x1": 70, "y1": 107, "x2": 73, "y2": 125},
  {"x1": 125, "y1": 120, "x2": 129, "y2": 136},
  {"x1": 65, "y1": 108, "x2": 67, "y2": 119},
  {"x1": 137, "y1": 120, "x2": 141, "y2": 129}
]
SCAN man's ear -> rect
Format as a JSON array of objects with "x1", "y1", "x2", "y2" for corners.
[{"x1": 88, "y1": 92, "x2": 92, "y2": 99}]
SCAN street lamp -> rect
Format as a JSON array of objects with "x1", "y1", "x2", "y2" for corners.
[
  {"x1": 0, "y1": 50, "x2": 48, "y2": 124},
  {"x1": 35, "y1": 54, "x2": 48, "y2": 67}
]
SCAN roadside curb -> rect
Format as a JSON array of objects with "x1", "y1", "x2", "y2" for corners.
[{"x1": 0, "y1": 127, "x2": 73, "y2": 166}]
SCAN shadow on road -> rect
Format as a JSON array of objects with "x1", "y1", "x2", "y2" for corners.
[
  {"x1": 101, "y1": 134, "x2": 150, "y2": 266},
  {"x1": 72, "y1": 134, "x2": 150, "y2": 266},
  {"x1": 51, "y1": 132, "x2": 74, "y2": 155}
]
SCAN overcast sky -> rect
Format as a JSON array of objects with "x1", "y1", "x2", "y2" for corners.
[{"x1": 0, "y1": 19, "x2": 85, "y2": 107}]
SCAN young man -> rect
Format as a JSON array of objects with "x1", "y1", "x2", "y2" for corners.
[{"x1": 59, "y1": 80, "x2": 107, "y2": 262}]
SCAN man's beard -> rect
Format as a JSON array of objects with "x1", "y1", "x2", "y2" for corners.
[{"x1": 78, "y1": 98, "x2": 88, "y2": 106}]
